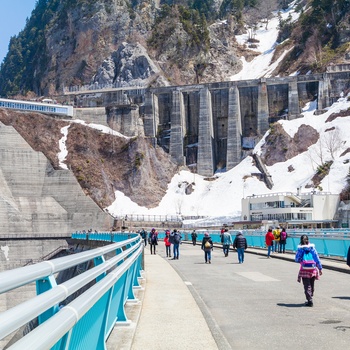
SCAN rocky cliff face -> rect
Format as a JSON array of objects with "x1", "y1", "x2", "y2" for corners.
[
  {"x1": 2, "y1": 0, "x2": 244, "y2": 96},
  {"x1": 0, "y1": 109, "x2": 179, "y2": 210}
]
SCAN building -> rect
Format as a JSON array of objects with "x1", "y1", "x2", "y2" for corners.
[{"x1": 241, "y1": 191, "x2": 340, "y2": 229}]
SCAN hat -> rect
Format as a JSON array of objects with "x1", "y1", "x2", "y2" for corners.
[{"x1": 204, "y1": 232, "x2": 209, "y2": 236}]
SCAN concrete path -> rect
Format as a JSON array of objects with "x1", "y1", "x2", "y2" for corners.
[{"x1": 108, "y1": 242, "x2": 350, "y2": 350}]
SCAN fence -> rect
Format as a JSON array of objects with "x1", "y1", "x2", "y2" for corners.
[{"x1": 0, "y1": 233, "x2": 143, "y2": 350}]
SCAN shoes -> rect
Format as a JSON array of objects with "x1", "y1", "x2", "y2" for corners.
[
  {"x1": 209, "y1": 260, "x2": 211, "y2": 264},
  {"x1": 205, "y1": 261, "x2": 207, "y2": 263},
  {"x1": 305, "y1": 301, "x2": 313, "y2": 307},
  {"x1": 171, "y1": 258, "x2": 176, "y2": 260}
]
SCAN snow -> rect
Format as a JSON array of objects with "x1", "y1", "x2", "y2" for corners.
[
  {"x1": 231, "y1": 1, "x2": 300, "y2": 80},
  {"x1": 56, "y1": 2, "x2": 350, "y2": 223}
]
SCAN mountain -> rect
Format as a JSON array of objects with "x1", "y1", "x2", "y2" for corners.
[
  {"x1": 1, "y1": 0, "x2": 350, "y2": 226},
  {"x1": 1, "y1": 0, "x2": 350, "y2": 97}
]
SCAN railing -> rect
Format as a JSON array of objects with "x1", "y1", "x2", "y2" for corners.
[
  {"x1": 0, "y1": 233, "x2": 143, "y2": 350},
  {"x1": 187, "y1": 229, "x2": 350, "y2": 260}
]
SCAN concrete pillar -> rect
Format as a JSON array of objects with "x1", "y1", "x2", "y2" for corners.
[
  {"x1": 257, "y1": 79, "x2": 269, "y2": 135},
  {"x1": 226, "y1": 86, "x2": 242, "y2": 170},
  {"x1": 197, "y1": 87, "x2": 215, "y2": 176},
  {"x1": 318, "y1": 74, "x2": 330, "y2": 110},
  {"x1": 288, "y1": 78, "x2": 300, "y2": 119},
  {"x1": 170, "y1": 90, "x2": 185, "y2": 165},
  {"x1": 143, "y1": 90, "x2": 158, "y2": 139}
]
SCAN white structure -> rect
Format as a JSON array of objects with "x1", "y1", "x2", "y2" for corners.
[
  {"x1": 241, "y1": 191, "x2": 340, "y2": 228},
  {"x1": 0, "y1": 98, "x2": 73, "y2": 117}
]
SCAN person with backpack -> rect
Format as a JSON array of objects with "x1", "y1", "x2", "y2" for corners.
[
  {"x1": 149, "y1": 228, "x2": 158, "y2": 255},
  {"x1": 279, "y1": 227, "x2": 288, "y2": 253},
  {"x1": 170, "y1": 229, "x2": 182, "y2": 260},
  {"x1": 201, "y1": 232, "x2": 213, "y2": 264},
  {"x1": 295, "y1": 234, "x2": 323, "y2": 307},
  {"x1": 222, "y1": 228, "x2": 232, "y2": 257},
  {"x1": 233, "y1": 231, "x2": 247, "y2": 264}
]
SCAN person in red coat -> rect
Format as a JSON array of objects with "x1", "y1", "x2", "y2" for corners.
[{"x1": 265, "y1": 228, "x2": 275, "y2": 258}]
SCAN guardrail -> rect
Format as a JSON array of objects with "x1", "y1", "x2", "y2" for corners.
[
  {"x1": 197, "y1": 230, "x2": 350, "y2": 260},
  {"x1": 0, "y1": 233, "x2": 143, "y2": 350}
]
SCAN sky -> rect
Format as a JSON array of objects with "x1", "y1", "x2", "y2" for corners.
[
  {"x1": 0, "y1": 0, "x2": 37, "y2": 64},
  {"x1": 54, "y1": 1, "x2": 350, "y2": 224}
]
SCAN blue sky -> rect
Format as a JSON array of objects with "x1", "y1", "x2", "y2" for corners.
[{"x1": 0, "y1": 0, "x2": 37, "y2": 64}]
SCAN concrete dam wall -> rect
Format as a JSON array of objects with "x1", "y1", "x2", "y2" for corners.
[
  {"x1": 70, "y1": 66, "x2": 350, "y2": 177},
  {"x1": 0, "y1": 122, "x2": 113, "y2": 237}
]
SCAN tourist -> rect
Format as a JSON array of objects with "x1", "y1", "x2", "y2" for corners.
[
  {"x1": 201, "y1": 232, "x2": 213, "y2": 264},
  {"x1": 191, "y1": 230, "x2": 198, "y2": 246},
  {"x1": 273, "y1": 227, "x2": 281, "y2": 253},
  {"x1": 295, "y1": 235, "x2": 323, "y2": 307},
  {"x1": 222, "y1": 228, "x2": 232, "y2": 257},
  {"x1": 170, "y1": 229, "x2": 182, "y2": 260},
  {"x1": 164, "y1": 230, "x2": 172, "y2": 258},
  {"x1": 265, "y1": 228, "x2": 274, "y2": 258},
  {"x1": 149, "y1": 228, "x2": 158, "y2": 255},
  {"x1": 140, "y1": 228, "x2": 147, "y2": 246},
  {"x1": 347, "y1": 246, "x2": 350, "y2": 267},
  {"x1": 233, "y1": 231, "x2": 247, "y2": 264},
  {"x1": 279, "y1": 227, "x2": 288, "y2": 253}
]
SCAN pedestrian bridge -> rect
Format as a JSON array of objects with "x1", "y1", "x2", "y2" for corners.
[{"x1": 0, "y1": 230, "x2": 349, "y2": 349}]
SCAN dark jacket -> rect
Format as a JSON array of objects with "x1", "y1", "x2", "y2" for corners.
[
  {"x1": 233, "y1": 233, "x2": 247, "y2": 249},
  {"x1": 347, "y1": 246, "x2": 350, "y2": 267},
  {"x1": 201, "y1": 236, "x2": 213, "y2": 251}
]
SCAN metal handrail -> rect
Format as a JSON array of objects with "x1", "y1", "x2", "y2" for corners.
[
  {"x1": 0, "y1": 234, "x2": 143, "y2": 349},
  {"x1": 0, "y1": 236, "x2": 139, "y2": 294}
]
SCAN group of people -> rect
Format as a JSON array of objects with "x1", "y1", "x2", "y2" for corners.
[
  {"x1": 265, "y1": 226, "x2": 288, "y2": 258},
  {"x1": 139, "y1": 228, "x2": 182, "y2": 259},
  {"x1": 199, "y1": 228, "x2": 248, "y2": 264}
]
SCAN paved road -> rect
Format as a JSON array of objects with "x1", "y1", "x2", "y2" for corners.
[{"x1": 158, "y1": 242, "x2": 350, "y2": 350}]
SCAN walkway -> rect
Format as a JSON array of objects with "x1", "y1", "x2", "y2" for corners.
[{"x1": 108, "y1": 242, "x2": 350, "y2": 350}]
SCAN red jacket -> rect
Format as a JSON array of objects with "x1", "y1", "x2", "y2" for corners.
[
  {"x1": 164, "y1": 236, "x2": 171, "y2": 246},
  {"x1": 265, "y1": 231, "x2": 274, "y2": 246}
]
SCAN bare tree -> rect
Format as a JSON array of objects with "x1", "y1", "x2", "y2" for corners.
[
  {"x1": 257, "y1": 0, "x2": 278, "y2": 30},
  {"x1": 323, "y1": 128, "x2": 344, "y2": 160}
]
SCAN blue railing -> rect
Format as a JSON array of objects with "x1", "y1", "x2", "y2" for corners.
[
  {"x1": 138, "y1": 229, "x2": 350, "y2": 259},
  {"x1": 0, "y1": 233, "x2": 143, "y2": 350}
]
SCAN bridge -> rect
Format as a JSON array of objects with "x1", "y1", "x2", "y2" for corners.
[{"x1": 0, "y1": 230, "x2": 349, "y2": 349}]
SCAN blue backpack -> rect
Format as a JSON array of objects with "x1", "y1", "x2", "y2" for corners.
[{"x1": 301, "y1": 251, "x2": 316, "y2": 270}]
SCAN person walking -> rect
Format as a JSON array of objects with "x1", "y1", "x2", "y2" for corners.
[
  {"x1": 164, "y1": 230, "x2": 172, "y2": 258},
  {"x1": 191, "y1": 230, "x2": 198, "y2": 246},
  {"x1": 222, "y1": 228, "x2": 232, "y2": 257},
  {"x1": 149, "y1": 228, "x2": 158, "y2": 255},
  {"x1": 279, "y1": 227, "x2": 288, "y2": 253},
  {"x1": 140, "y1": 228, "x2": 147, "y2": 246},
  {"x1": 347, "y1": 246, "x2": 350, "y2": 267},
  {"x1": 171, "y1": 229, "x2": 182, "y2": 260},
  {"x1": 201, "y1": 232, "x2": 213, "y2": 264},
  {"x1": 295, "y1": 234, "x2": 323, "y2": 307},
  {"x1": 233, "y1": 231, "x2": 248, "y2": 264},
  {"x1": 265, "y1": 228, "x2": 274, "y2": 258}
]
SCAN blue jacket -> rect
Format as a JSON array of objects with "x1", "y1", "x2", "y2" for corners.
[{"x1": 295, "y1": 243, "x2": 322, "y2": 270}]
